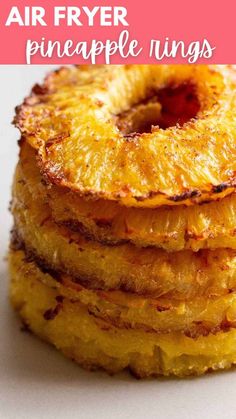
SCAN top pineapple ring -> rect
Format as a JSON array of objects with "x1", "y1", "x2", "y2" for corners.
[{"x1": 15, "y1": 65, "x2": 236, "y2": 207}]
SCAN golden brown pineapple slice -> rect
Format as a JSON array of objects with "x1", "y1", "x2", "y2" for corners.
[
  {"x1": 9, "y1": 248, "x2": 236, "y2": 377},
  {"x1": 12, "y1": 159, "x2": 236, "y2": 301},
  {"x1": 15, "y1": 65, "x2": 236, "y2": 207},
  {"x1": 20, "y1": 141, "x2": 236, "y2": 252}
]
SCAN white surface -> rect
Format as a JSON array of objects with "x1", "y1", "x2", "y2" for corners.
[{"x1": 1, "y1": 66, "x2": 236, "y2": 419}]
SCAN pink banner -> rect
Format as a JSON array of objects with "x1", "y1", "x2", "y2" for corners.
[{"x1": 0, "y1": 0, "x2": 234, "y2": 64}]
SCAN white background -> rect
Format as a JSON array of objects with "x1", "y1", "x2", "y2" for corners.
[{"x1": 1, "y1": 66, "x2": 236, "y2": 419}]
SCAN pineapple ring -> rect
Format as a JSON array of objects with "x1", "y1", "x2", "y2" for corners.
[
  {"x1": 20, "y1": 141, "x2": 236, "y2": 252},
  {"x1": 8, "y1": 248, "x2": 236, "y2": 338},
  {"x1": 9, "y1": 248, "x2": 236, "y2": 377},
  {"x1": 15, "y1": 65, "x2": 236, "y2": 207},
  {"x1": 12, "y1": 161, "x2": 236, "y2": 300}
]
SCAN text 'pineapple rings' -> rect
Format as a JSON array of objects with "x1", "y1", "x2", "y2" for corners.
[
  {"x1": 21, "y1": 142, "x2": 236, "y2": 252},
  {"x1": 15, "y1": 65, "x2": 236, "y2": 207}
]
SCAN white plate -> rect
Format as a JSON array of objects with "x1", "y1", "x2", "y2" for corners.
[{"x1": 1, "y1": 66, "x2": 236, "y2": 419}]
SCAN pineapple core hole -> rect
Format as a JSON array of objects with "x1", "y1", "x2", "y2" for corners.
[{"x1": 116, "y1": 83, "x2": 200, "y2": 136}]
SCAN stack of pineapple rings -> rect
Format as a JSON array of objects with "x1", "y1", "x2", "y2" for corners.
[{"x1": 9, "y1": 65, "x2": 236, "y2": 377}]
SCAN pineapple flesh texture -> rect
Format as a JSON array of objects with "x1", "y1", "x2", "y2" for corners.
[{"x1": 15, "y1": 65, "x2": 236, "y2": 207}]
